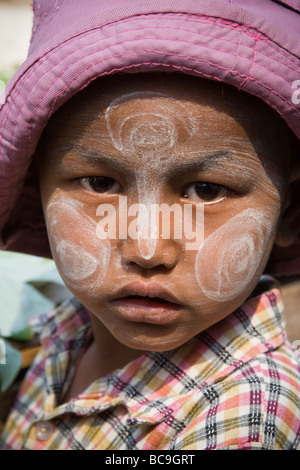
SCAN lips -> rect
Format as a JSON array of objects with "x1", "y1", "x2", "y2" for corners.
[{"x1": 111, "y1": 282, "x2": 183, "y2": 324}]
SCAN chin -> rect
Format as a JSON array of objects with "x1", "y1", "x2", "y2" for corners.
[{"x1": 113, "y1": 328, "x2": 190, "y2": 353}]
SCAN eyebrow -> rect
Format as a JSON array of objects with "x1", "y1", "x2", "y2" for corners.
[
  {"x1": 169, "y1": 150, "x2": 242, "y2": 176},
  {"x1": 58, "y1": 144, "x2": 131, "y2": 173},
  {"x1": 58, "y1": 144, "x2": 254, "y2": 175}
]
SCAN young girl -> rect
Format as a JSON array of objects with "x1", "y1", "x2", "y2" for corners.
[{"x1": 0, "y1": 0, "x2": 300, "y2": 450}]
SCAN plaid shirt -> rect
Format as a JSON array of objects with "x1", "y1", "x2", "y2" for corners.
[{"x1": 1, "y1": 282, "x2": 300, "y2": 450}]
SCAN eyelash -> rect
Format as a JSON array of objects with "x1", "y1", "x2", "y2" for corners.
[
  {"x1": 78, "y1": 176, "x2": 122, "y2": 194},
  {"x1": 77, "y1": 176, "x2": 236, "y2": 204},
  {"x1": 181, "y1": 181, "x2": 236, "y2": 204}
]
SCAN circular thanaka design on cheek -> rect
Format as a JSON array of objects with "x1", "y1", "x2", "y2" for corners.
[
  {"x1": 45, "y1": 196, "x2": 111, "y2": 294},
  {"x1": 195, "y1": 208, "x2": 275, "y2": 302},
  {"x1": 55, "y1": 240, "x2": 99, "y2": 283}
]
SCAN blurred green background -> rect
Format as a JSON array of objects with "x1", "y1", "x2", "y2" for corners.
[{"x1": 0, "y1": 0, "x2": 33, "y2": 83}]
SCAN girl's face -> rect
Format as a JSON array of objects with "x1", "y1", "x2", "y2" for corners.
[{"x1": 39, "y1": 74, "x2": 289, "y2": 352}]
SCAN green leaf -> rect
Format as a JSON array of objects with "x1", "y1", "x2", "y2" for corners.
[{"x1": 9, "y1": 326, "x2": 33, "y2": 342}]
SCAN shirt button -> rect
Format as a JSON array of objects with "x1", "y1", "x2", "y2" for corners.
[{"x1": 35, "y1": 421, "x2": 53, "y2": 441}]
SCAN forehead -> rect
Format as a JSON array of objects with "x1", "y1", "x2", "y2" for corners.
[
  {"x1": 54, "y1": 73, "x2": 264, "y2": 128},
  {"x1": 40, "y1": 73, "x2": 286, "y2": 178}
]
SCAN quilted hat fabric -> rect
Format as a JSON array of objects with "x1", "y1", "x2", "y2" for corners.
[{"x1": 0, "y1": 0, "x2": 299, "y2": 275}]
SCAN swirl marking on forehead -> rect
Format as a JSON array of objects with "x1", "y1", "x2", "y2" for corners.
[{"x1": 105, "y1": 91, "x2": 200, "y2": 163}]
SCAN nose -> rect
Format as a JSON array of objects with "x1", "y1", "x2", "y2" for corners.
[{"x1": 121, "y1": 236, "x2": 180, "y2": 270}]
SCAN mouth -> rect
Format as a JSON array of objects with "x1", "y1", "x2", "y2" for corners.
[{"x1": 111, "y1": 282, "x2": 183, "y2": 325}]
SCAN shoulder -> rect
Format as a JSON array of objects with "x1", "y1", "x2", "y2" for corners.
[{"x1": 169, "y1": 344, "x2": 300, "y2": 450}]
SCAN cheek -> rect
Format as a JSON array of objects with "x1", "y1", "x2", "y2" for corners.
[
  {"x1": 195, "y1": 208, "x2": 275, "y2": 302},
  {"x1": 45, "y1": 197, "x2": 111, "y2": 293}
]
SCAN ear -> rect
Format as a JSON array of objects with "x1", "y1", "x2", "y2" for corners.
[{"x1": 275, "y1": 169, "x2": 300, "y2": 248}]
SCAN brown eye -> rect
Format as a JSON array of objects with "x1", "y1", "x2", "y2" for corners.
[
  {"x1": 182, "y1": 182, "x2": 230, "y2": 203},
  {"x1": 79, "y1": 176, "x2": 121, "y2": 193}
]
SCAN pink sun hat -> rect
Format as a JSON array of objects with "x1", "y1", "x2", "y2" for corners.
[{"x1": 0, "y1": 0, "x2": 299, "y2": 276}]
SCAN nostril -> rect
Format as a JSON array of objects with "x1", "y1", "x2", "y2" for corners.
[{"x1": 121, "y1": 238, "x2": 180, "y2": 270}]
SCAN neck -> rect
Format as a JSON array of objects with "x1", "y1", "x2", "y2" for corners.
[{"x1": 90, "y1": 314, "x2": 146, "y2": 376}]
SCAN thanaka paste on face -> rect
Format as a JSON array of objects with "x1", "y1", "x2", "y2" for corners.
[
  {"x1": 195, "y1": 208, "x2": 276, "y2": 302},
  {"x1": 37, "y1": 74, "x2": 289, "y2": 356},
  {"x1": 45, "y1": 195, "x2": 111, "y2": 293},
  {"x1": 104, "y1": 92, "x2": 279, "y2": 304},
  {"x1": 105, "y1": 92, "x2": 200, "y2": 260}
]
